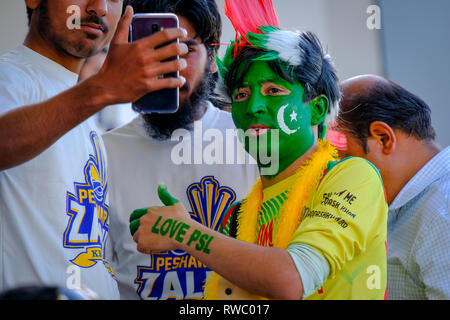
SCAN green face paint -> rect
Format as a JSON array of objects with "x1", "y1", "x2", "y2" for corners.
[{"x1": 231, "y1": 60, "x2": 320, "y2": 177}]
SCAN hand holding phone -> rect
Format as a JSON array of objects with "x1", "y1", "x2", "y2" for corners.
[
  {"x1": 129, "y1": 13, "x2": 181, "y2": 114},
  {"x1": 88, "y1": 7, "x2": 187, "y2": 110}
]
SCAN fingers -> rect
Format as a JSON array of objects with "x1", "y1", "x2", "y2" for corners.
[
  {"x1": 134, "y1": 233, "x2": 150, "y2": 254},
  {"x1": 158, "y1": 184, "x2": 180, "y2": 206},
  {"x1": 137, "y1": 243, "x2": 152, "y2": 255},
  {"x1": 130, "y1": 208, "x2": 148, "y2": 222},
  {"x1": 143, "y1": 58, "x2": 186, "y2": 78},
  {"x1": 132, "y1": 47, "x2": 188, "y2": 93},
  {"x1": 136, "y1": 27, "x2": 188, "y2": 51},
  {"x1": 134, "y1": 229, "x2": 164, "y2": 255},
  {"x1": 129, "y1": 206, "x2": 166, "y2": 236},
  {"x1": 129, "y1": 208, "x2": 148, "y2": 236},
  {"x1": 152, "y1": 41, "x2": 189, "y2": 63},
  {"x1": 141, "y1": 76, "x2": 186, "y2": 93},
  {"x1": 129, "y1": 219, "x2": 140, "y2": 236},
  {"x1": 136, "y1": 245, "x2": 162, "y2": 256},
  {"x1": 133, "y1": 31, "x2": 188, "y2": 67},
  {"x1": 111, "y1": 5, "x2": 134, "y2": 45},
  {"x1": 100, "y1": 20, "x2": 188, "y2": 104}
]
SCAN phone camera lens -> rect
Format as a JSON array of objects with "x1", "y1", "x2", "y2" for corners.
[{"x1": 152, "y1": 23, "x2": 159, "y2": 33}]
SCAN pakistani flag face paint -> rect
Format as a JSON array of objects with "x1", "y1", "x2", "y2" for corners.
[{"x1": 231, "y1": 60, "x2": 320, "y2": 177}]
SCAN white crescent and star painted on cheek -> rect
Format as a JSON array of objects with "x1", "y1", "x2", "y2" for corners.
[
  {"x1": 289, "y1": 110, "x2": 298, "y2": 122},
  {"x1": 277, "y1": 104, "x2": 300, "y2": 135}
]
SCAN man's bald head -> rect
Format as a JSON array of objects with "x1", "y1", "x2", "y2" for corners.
[
  {"x1": 340, "y1": 74, "x2": 390, "y2": 98},
  {"x1": 336, "y1": 74, "x2": 436, "y2": 152}
]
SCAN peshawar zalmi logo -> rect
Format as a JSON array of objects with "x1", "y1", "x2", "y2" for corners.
[
  {"x1": 63, "y1": 132, "x2": 114, "y2": 277},
  {"x1": 187, "y1": 176, "x2": 236, "y2": 230},
  {"x1": 134, "y1": 176, "x2": 236, "y2": 299}
]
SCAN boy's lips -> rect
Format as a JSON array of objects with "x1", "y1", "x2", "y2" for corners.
[{"x1": 247, "y1": 124, "x2": 271, "y2": 135}]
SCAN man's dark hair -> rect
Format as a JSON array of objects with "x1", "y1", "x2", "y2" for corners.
[
  {"x1": 130, "y1": 0, "x2": 222, "y2": 54},
  {"x1": 337, "y1": 80, "x2": 436, "y2": 152},
  {"x1": 27, "y1": 6, "x2": 33, "y2": 25}
]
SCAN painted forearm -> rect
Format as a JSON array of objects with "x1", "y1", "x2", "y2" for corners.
[
  {"x1": 151, "y1": 215, "x2": 214, "y2": 254},
  {"x1": 152, "y1": 214, "x2": 303, "y2": 299}
]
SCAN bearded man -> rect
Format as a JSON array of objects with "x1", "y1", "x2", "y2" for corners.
[{"x1": 102, "y1": 0, "x2": 258, "y2": 300}]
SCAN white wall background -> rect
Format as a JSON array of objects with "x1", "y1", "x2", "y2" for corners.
[
  {"x1": 0, "y1": 0, "x2": 448, "y2": 147},
  {"x1": 0, "y1": 0, "x2": 28, "y2": 55},
  {"x1": 379, "y1": 0, "x2": 450, "y2": 147},
  {"x1": 216, "y1": 0, "x2": 384, "y2": 81}
]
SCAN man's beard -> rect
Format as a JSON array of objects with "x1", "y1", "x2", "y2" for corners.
[
  {"x1": 141, "y1": 69, "x2": 213, "y2": 141},
  {"x1": 37, "y1": 0, "x2": 107, "y2": 58}
]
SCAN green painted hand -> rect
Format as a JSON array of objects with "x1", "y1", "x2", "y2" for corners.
[
  {"x1": 129, "y1": 207, "x2": 147, "y2": 236},
  {"x1": 129, "y1": 184, "x2": 180, "y2": 236},
  {"x1": 157, "y1": 183, "x2": 179, "y2": 206}
]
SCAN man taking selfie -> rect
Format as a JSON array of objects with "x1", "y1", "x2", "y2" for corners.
[{"x1": 0, "y1": 0, "x2": 188, "y2": 298}]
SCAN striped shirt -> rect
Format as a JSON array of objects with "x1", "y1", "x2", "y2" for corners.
[{"x1": 387, "y1": 146, "x2": 450, "y2": 299}]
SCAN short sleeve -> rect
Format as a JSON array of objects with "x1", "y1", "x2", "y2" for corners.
[
  {"x1": 289, "y1": 157, "x2": 388, "y2": 278},
  {"x1": 0, "y1": 62, "x2": 37, "y2": 115}
]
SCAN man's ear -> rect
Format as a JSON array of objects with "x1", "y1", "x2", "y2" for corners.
[
  {"x1": 368, "y1": 121, "x2": 396, "y2": 155},
  {"x1": 208, "y1": 52, "x2": 218, "y2": 74},
  {"x1": 25, "y1": 0, "x2": 41, "y2": 10},
  {"x1": 310, "y1": 95, "x2": 329, "y2": 126}
]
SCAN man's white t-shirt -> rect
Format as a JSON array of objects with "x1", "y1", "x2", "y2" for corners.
[
  {"x1": 0, "y1": 45, "x2": 119, "y2": 299},
  {"x1": 103, "y1": 103, "x2": 259, "y2": 299}
]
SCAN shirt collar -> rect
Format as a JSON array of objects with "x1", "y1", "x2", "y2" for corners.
[
  {"x1": 390, "y1": 146, "x2": 450, "y2": 210},
  {"x1": 18, "y1": 45, "x2": 78, "y2": 85}
]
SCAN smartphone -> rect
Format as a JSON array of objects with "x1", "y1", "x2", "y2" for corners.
[{"x1": 129, "y1": 13, "x2": 179, "y2": 114}]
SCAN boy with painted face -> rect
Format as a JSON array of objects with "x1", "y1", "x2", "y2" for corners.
[
  {"x1": 226, "y1": 47, "x2": 334, "y2": 179},
  {"x1": 130, "y1": 0, "x2": 388, "y2": 300}
]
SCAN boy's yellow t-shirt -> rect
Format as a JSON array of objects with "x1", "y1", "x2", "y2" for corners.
[{"x1": 225, "y1": 157, "x2": 388, "y2": 300}]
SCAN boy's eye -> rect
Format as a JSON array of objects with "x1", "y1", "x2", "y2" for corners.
[
  {"x1": 233, "y1": 89, "x2": 250, "y2": 102},
  {"x1": 268, "y1": 87, "x2": 282, "y2": 94},
  {"x1": 263, "y1": 83, "x2": 291, "y2": 96}
]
